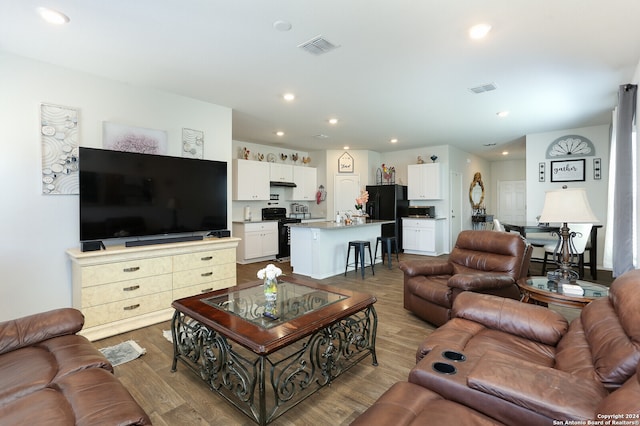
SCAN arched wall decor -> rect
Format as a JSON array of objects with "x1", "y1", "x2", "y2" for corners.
[{"x1": 545, "y1": 134, "x2": 596, "y2": 159}]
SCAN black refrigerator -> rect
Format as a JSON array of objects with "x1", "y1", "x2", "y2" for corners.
[{"x1": 366, "y1": 184, "x2": 410, "y2": 251}]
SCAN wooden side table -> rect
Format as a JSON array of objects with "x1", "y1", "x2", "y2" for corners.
[{"x1": 517, "y1": 276, "x2": 609, "y2": 309}]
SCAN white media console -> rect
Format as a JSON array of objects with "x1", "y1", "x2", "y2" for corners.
[{"x1": 67, "y1": 237, "x2": 240, "y2": 341}]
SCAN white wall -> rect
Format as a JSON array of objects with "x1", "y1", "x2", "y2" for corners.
[
  {"x1": 526, "y1": 125, "x2": 610, "y2": 268},
  {"x1": 0, "y1": 53, "x2": 232, "y2": 321}
]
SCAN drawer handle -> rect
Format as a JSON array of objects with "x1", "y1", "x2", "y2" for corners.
[
  {"x1": 123, "y1": 304, "x2": 140, "y2": 311},
  {"x1": 201, "y1": 256, "x2": 213, "y2": 261},
  {"x1": 123, "y1": 285, "x2": 140, "y2": 292},
  {"x1": 201, "y1": 272, "x2": 213, "y2": 277},
  {"x1": 201, "y1": 288, "x2": 213, "y2": 293},
  {"x1": 123, "y1": 266, "x2": 140, "y2": 273}
]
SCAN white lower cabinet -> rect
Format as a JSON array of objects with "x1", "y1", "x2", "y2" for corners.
[
  {"x1": 402, "y1": 218, "x2": 445, "y2": 256},
  {"x1": 67, "y1": 238, "x2": 240, "y2": 341},
  {"x1": 232, "y1": 221, "x2": 279, "y2": 264}
]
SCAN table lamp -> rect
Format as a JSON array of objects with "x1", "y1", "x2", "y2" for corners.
[{"x1": 538, "y1": 186, "x2": 599, "y2": 285}]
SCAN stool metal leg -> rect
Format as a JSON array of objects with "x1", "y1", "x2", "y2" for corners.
[
  {"x1": 385, "y1": 239, "x2": 392, "y2": 269},
  {"x1": 344, "y1": 244, "x2": 352, "y2": 276},
  {"x1": 368, "y1": 243, "x2": 375, "y2": 276}
]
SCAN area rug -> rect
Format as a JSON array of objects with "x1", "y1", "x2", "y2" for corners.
[{"x1": 99, "y1": 340, "x2": 146, "y2": 367}]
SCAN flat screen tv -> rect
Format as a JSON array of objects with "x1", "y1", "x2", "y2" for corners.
[{"x1": 79, "y1": 147, "x2": 227, "y2": 244}]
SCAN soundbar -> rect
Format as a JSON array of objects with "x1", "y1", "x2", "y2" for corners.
[{"x1": 125, "y1": 235, "x2": 203, "y2": 247}]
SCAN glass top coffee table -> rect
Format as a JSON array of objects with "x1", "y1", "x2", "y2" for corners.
[
  {"x1": 170, "y1": 276, "x2": 377, "y2": 425},
  {"x1": 517, "y1": 276, "x2": 609, "y2": 308}
]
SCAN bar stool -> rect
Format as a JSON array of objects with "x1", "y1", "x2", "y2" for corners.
[
  {"x1": 375, "y1": 236, "x2": 399, "y2": 269},
  {"x1": 344, "y1": 240, "x2": 375, "y2": 279}
]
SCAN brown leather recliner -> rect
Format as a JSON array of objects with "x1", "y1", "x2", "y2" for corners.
[
  {"x1": 352, "y1": 269, "x2": 640, "y2": 425},
  {"x1": 400, "y1": 230, "x2": 532, "y2": 326},
  {"x1": 0, "y1": 308, "x2": 151, "y2": 425},
  {"x1": 351, "y1": 362, "x2": 640, "y2": 426}
]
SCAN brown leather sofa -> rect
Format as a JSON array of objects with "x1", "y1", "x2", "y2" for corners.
[
  {"x1": 0, "y1": 308, "x2": 151, "y2": 425},
  {"x1": 352, "y1": 269, "x2": 640, "y2": 425},
  {"x1": 400, "y1": 230, "x2": 531, "y2": 326},
  {"x1": 351, "y1": 362, "x2": 640, "y2": 425}
]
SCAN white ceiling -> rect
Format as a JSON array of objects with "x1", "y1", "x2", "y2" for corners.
[{"x1": 2, "y1": 0, "x2": 640, "y2": 160}]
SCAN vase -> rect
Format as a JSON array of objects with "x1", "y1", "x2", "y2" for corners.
[
  {"x1": 263, "y1": 277, "x2": 278, "y2": 319},
  {"x1": 264, "y1": 277, "x2": 278, "y2": 299}
]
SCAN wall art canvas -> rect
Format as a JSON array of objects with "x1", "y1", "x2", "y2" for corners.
[
  {"x1": 182, "y1": 128, "x2": 204, "y2": 159},
  {"x1": 41, "y1": 103, "x2": 79, "y2": 195},
  {"x1": 550, "y1": 159, "x2": 585, "y2": 182},
  {"x1": 103, "y1": 122, "x2": 168, "y2": 154}
]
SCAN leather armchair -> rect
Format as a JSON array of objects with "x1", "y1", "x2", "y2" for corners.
[{"x1": 400, "y1": 230, "x2": 532, "y2": 326}]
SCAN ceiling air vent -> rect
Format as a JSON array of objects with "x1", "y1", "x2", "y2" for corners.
[
  {"x1": 298, "y1": 36, "x2": 339, "y2": 55},
  {"x1": 469, "y1": 83, "x2": 498, "y2": 94}
]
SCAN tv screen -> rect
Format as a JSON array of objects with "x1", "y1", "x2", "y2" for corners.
[{"x1": 79, "y1": 147, "x2": 227, "y2": 242}]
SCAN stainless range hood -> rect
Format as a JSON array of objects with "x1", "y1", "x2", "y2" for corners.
[{"x1": 270, "y1": 181, "x2": 297, "y2": 187}]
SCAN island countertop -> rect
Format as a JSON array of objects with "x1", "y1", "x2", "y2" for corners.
[
  {"x1": 287, "y1": 219, "x2": 393, "y2": 230},
  {"x1": 288, "y1": 219, "x2": 394, "y2": 279}
]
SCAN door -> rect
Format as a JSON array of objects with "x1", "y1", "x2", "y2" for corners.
[
  {"x1": 498, "y1": 180, "x2": 526, "y2": 223},
  {"x1": 450, "y1": 171, "x2": 462, "y2": 250},
  {"x1": 334, "y1": 174, "x2": 360, "y2": 214}
]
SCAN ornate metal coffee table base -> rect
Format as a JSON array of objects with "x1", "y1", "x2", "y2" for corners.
[{"x1": 171, "y1": 306, "x2": 377, "y2": 425}]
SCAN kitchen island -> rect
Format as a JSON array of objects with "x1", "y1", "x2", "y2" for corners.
[{"x1": 288, "y1": 220, "x2": 394, "y2": 279}]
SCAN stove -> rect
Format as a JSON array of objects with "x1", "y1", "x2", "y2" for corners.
[{"x1": 262, "y1": 208, "x2": 301, "y2": 259}]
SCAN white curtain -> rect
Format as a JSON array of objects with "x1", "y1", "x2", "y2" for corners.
[{"x1": 603, "y1": 85, "x2": 638, "y2": 276}]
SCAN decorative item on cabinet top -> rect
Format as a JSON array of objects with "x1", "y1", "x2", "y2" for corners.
[{"x1": 376, "y1": 164, "x2": 395, "y2": 185}]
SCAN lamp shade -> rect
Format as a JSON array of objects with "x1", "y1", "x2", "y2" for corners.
[{"x1": 538, "y1": 187, "x2": 599, "y2": 223}]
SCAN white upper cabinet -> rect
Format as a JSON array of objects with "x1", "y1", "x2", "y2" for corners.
[
  {"x1": 233, "y1": 159, "x2": 270, "y2": 200},
  {"x1": 269, "y1": 163, "x2": 293, "y2": 183},
  {"x1": 291, "y1": 166, "x2": 317, "y2": 201},
  {"x1": 407, "y1": 163, "x2": 442, "y2": 200}
]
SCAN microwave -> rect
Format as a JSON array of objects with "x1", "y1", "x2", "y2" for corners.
[{"x1": 407, "y1": 206, "x2": 435, "y2": 218}]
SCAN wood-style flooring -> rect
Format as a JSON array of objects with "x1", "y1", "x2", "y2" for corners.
[{"x1": 92, "y1": 254, "x2": 612, "y2": 426}]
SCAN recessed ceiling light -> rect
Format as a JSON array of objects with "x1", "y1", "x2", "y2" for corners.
[
  {"x1": 328, "y1": 118, "x2": 338, "y2": 125},
  {"x1": 390, "y1": 138, "x2": 398, "y2": 143},
  {"x1": 343, "y1": 146, "x2": 350, "y2": 150},
  {"x1": 275, "y1": 131, "x2": 284, "y2": 137},
  {"x1": 502, "y1": 151, "x2": 509, "y2": 156},
  {"x1": 283, "y1": 93, "x2": 295, "y2": 101},
  {"x1": 496, "y1": 111, "x2": 509, "y2": 118},
  {"x1": 469, "y1": 23, "x2": 491, "y2": 40},
  {"x1": 38, "y1": 7, "x2": 70, "y2": 25}
]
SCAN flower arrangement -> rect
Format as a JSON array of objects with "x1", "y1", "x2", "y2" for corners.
[
  {"x1": 355, "y1": 189, "x2": 369, "y2": 211},
  {"x1": 257, "y1": 264, "x2": 282, "y2": 281}
]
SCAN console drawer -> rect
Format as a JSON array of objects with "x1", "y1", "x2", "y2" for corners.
[
  {"x1": 173, "y1": 248, "x2": 235, "y2": 271},
  {"x1": 80, "y1": 257, "x2": 172, "y2": 287},
  {"x1": 82, "y1": 291, "x2": 173, "y2": 328},
  {"x1": 173, "y1": 277, "x2": 236, "y2": 300},
  {"x1": 81, "y1": 274, "x2": 172, "y2": 307}
]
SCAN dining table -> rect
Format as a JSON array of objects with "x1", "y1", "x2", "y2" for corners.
[{"x1": 501, "y1": 222, "x2": 602, "y2": 280}]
